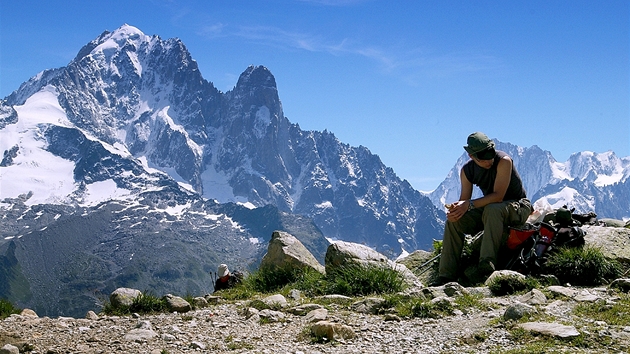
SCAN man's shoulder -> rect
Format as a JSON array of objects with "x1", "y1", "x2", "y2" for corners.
[{"x1": 496, "y1": 151, "x2": 513, "y2": 163}]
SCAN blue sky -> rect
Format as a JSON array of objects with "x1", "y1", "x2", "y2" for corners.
[{"x1": 1, "y1": 0, "x2": 628, "y2": 191}]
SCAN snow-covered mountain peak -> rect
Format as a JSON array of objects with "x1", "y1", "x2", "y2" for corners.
[
  {"x1": 96, "y1": 24, "x2": 149, "y2": 50},
  {"x1": 566, "y1": 150, "x2": 630, "y2": 186}
]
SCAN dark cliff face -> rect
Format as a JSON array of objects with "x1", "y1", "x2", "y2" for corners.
[{"x1": 0, "y1": 193, "x2": 327, "y2": 318}]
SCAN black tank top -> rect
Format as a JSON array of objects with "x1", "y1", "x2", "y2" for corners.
[{"x1": 462, "y1": 150, "x2": 527, "y2": 200}]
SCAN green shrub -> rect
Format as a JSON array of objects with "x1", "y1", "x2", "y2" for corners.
[
  {"x1": 402, "y1": 299, "x2": 453, "y2": 318},
  {"x1": 101, "y1": 291, "x2": 168, "y2": 315},
  {"x1": 214, "y1": 282, "x2": 257, "y2": 300},
  {"x1": 0, "y1": 298, "x2": 21, "y2": 319},
  {"x1": 247, "y1": 266, "x2": 307, "y2": 293},
  {"x1": 325, "y1": 263, "x2": 406, "y2": 297},
  {"x1": 290, "y1": 267, "x2": 328, "y2": 296},
  {"x1": 488, "y1": 275, "x2": 539, "y2": 296},
  {"x1": 239, "y1": 263, "x2": 405, "y2": 298},
  {"x1": 543, "y1": 246, "x2": 622, "y2": 286},
  {"x1": 131, "y1": 292, "x2": 168, "y2": 313}
]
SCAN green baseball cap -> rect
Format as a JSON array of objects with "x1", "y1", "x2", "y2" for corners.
[{"x1": 464, "y1": 132, "x2": 495, "y2": 155}]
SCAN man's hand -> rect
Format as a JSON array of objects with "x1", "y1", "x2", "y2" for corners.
[{"x1": 446, "y1": 200, "x2": 469, "y2": 222}]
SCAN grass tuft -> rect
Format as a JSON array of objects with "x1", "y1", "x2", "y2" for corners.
[
  {"x1": 0, "y1": 298, "x2": 21, "y2": 319},
  {"x1": 543, "y1": 246, "x2": 622, "y2": 286},
  {"x1": 230, "y1": 263, "x2": 406, "y2": 298},
  {"x1": 325, "y1": 263, "x2": 406, "y2": 297}
]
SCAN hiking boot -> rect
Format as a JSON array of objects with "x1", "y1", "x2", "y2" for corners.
[{"x1": 464, "y1": 260, "x2": 495, "y2": 285}]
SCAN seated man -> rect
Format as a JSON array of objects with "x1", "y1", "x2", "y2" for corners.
[
  {"x1": 213, "y1": 264, "x2": 242, "y2": 292},
  {"x1": 435, "y1": 132, "x2": 532, "y2": 285}
]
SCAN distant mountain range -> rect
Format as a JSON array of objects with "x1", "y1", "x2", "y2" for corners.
[{"x1": 1, "y1": 24, "x2": 628, "y2": 317}]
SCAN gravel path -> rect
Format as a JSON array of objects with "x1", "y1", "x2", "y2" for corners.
[{"x1": 2, "y1": 285, "x2": 629, "y2": 353}]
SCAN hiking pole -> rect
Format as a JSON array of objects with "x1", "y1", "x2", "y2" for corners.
[
  {"x1": 416, "y1": 254, "x2": 440, "y2": 275},
  {"x1": 210, "y1": 271, "x2": 216, "y2": 289},
  {"x1": 415, "y1": 231, "x2": 483, "y2": 276}
]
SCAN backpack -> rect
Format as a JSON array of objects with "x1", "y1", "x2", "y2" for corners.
[
  {"x1": 505, "y1": 217, "x2": 586, "y2": 276},
  {"x1": 505, "y1": 222, "x2": 556, "y2": 275}
]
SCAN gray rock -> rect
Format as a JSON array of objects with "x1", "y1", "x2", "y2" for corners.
[
  {"x1": 110, "y1": 288, "x2": 142, "y2": 308},
  {"x1": 193, "y1": 296, "x2": 208, "y2": 308},
  {"x1": 396, "y1": 249, "x2": 435, "y2": 267},
  {"x1": 575, "y1": 292, "x2": 600, "y2": 302},
  {"x1": 325, "y1": 241, "x2": 422, "y2": 287},
  {"x1": 484, "y1": 270, "x2": 526, "y2": 286},
  {"x1": 124, "y1": 329, "x2": 158, "y2": 342},
  {"x1": 518, "y1": 322, "x2": 580, "y2": 338},
  {"x1": 430, "y1": 296, "x2": 455, "y2": 308},
  {"x1": 311, "y1": 320, "x2": 356, "y2": 340},
  {"x1": 124, "y1": 321, "x2": 158, "y2": 342},
  {"x1": 260, "y1": 231, "x2": 326, "y2": 274},
  {"x1": 466, "y1": 286, "x2": 493, "y2": 298},
  {"x1": 351, "y1": 297, "x2": 386, "y2": 314},
  {"x1": 518, "y1": 289, "x2": 547, "y2": 305},
  {"x1": 0, "y1": 344, "x2": 19, "y2": 354},
  {"x1": 443, "y1": 282, "x2": 468, "y2": 297},
  {"x1": 287, "y1": 303, "x2": 325, "y2": 315},
  {"x1": 610, "y1": 278, "x2": 630, "y2": 293},
  {"x1": 547, "y1": 285, "x2": 578, "y2": 298},
  {"x1": 422, "y1": 286, "x2": 447, "y2": 299},
  {"x1": 163, "y1": 294, "x2": 192, "y2": 313},
  {"x1": 258, "y1": 309, "x2": 286, "y2": 322},
  {"x1": 583, "y1": 225, "x2": 630, "y2": 262},
  {"x1": 85, "y1": 310, "x2": 99, "y2": 320},
  {"x1": 20, "y1": 308, "x2": 38, "y2": 318},
  {"x1": 262, "y1": 294, "x2": 288, "y2": 308},
  {"x1": 326, "y1": 241, "x2": 390, "y2": 268},
  {"x1": 504, "y1": 302, "x2": 537, "y2": 321},
  {"x1": 304, "y1": 308, "x2": 328, "y2": 323}
]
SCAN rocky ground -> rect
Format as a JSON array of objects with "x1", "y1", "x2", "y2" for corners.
[{"x1": 2, "y1": 281, "x2": 630, "y2": 354}]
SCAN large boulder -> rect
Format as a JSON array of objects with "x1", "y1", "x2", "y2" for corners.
[
  {"x1": 163, "y1": 294, "x2": 191, "y2": 313},
  {"x1": 325, "y1": 241, "x2": 422, "y2": 287},
  {"x1": 325, "y1": 241, "x2": 391, "y2": 269},
  {"x1": 109, "y1": 288, "x2": 142, "y2": 308},
  {"x1": 395, "y1": 249, "x2": 437, "y2": 282},
  {"x1": 582, "y1": 225, "x2": 630, "y2": 262},
  {"x1": 260, "y1": 231, "x2": 326, "y2": 274}
]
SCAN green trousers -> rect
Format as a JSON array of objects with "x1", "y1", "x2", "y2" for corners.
[{"x1": 438, "y1": 198, "x2": 532, "y2": 280}]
